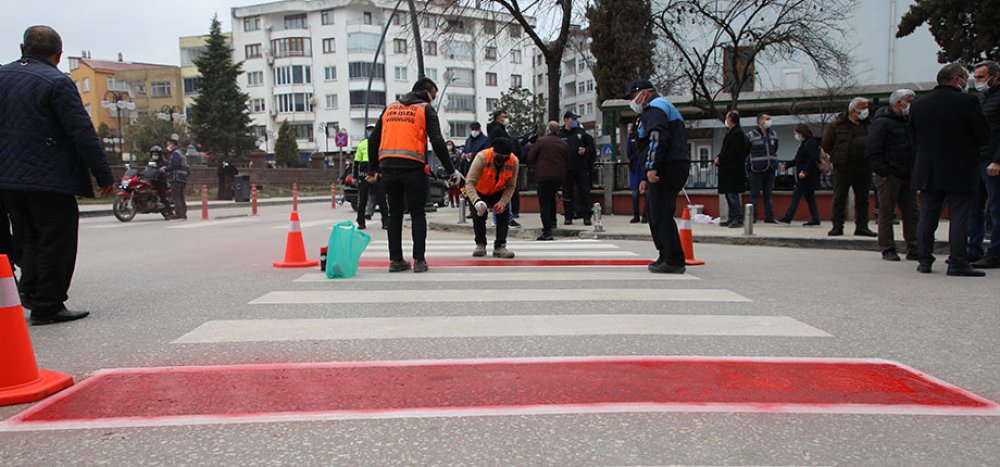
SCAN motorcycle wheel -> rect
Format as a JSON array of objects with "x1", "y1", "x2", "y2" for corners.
[{"x1": 112, "y1": 196, "x2": 137, "y2": 222}]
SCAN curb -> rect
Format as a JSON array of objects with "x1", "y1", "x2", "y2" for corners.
[{"x1": 78, "y1": 197, "x2": 331, "y2": 218}]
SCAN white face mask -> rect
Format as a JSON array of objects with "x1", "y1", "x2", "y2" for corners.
[
  {"x1": 858, "y1": 108, "x2": 870, "y2": 120},
  {"x1": 900, "y1": 104, "x2": 911, "y2": 116},
  {"x1": 628, "y1": 98, "x2": 644, "y2": 114},
  {"x1": 794, "y1": 133, "x2": 802, "y2": 141},
  {"x1": 762, "y1": 120, "x2": 772, "y2": 129},
  {"x1": 471, "y1": 130, "x2": 480, "y2": 137},
  {"x1": 976, "y1": 79, "x2": 991, "y2": 93},
  {"x1": 502, "y1": 117, "x2": 509, "y2": 125}
]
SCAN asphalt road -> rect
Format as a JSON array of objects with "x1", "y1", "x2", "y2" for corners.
[{"x1": 1, "y1": 202, "x2": 998, "y2": 466}]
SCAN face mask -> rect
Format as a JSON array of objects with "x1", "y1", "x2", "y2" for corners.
[
  {"x1": 571, "y1": 120, "x2": 580, "y2": 128},
  {"x1": 471, "y1": 130, "x2": 480, "y2": 138},
  {"x1": 976, "y1": 79, "x2": 991, "y2": 93},
  {"x1": 502, "y1": 118, "x2": 509, "y2": 125},
  {"x1": 762, "y1": 120, "x2": 772, "y2": 129},
  {"x1": 794, "y1": 133, "x2": 802, "y2": 141},
  {"x1": 628, "y1": 98, "x2": 644, "y2": 114},
  {"x1": 860, "y1": 108, "x2": 870, "y2": 120},
  {"x1": 900, "y1": 104, "x2": 911, "y2": 116},
  {"x1": 366, "y1": 131, "x2": 373, "y2": 138}
]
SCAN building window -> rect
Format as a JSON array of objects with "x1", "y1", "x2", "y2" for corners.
[
  {"x1": 347, "y1": 32, "x2": 381, "y2": 53},
  {"x1": 578, "y1": 81, "x2": 586, "y2": 95},
  {"x1": 485, "y1": 47, "x2": 497, "y2": 61},
  {"x1": 321, "y1": 9, "x2": 334, "y2": 25},
  {"x1": 422, "y1": 16, "x2": 437, "y2": 29},
  {"x1": 274, "y1": 93, "x2": 314, "y2": 113},
  {"x1": 349, "y1": 90, "x2": 387, "y2": 108},
  {"x1": 392, "y1": 12, "x2": 407, "y2": 26},
  {"x1": 271, "y1": 38, "x2": 311, "y2": 58},
  {"x1": 723, "y1": 46, "x2": 756, "y2": 93},
  {"x1": 393, "y1": 38, "x2": 407, "y2": 54},
  {"x1": 247, "y1": 71, "x2": 264, "y2": 87},
  {"x1": 183, "y1": 77, "x2": 202, "y2": 95},
  {"x1": 274, "y1": 65, "x2": 312, "y2": 85},
  {"x1": 511, "y1": 74, "x2": 522, "y2": 88},
  {"x1": 449, "y1": 121, "x2": 472, "y2": 138},
  {"x1": 446, "y1": 94, "x2": 475, "y2": 113},
  {"x1": 284, "y1": 14, "x2": 307, "y2": 30},
  {"x1": 425, "y1": 41, "x2": 437, "y2": 56},
  {"x1": 578, "y1": 60, "x2": 586, "y2": 72},
  {"x1": 151, "y1": 81, "x2": 172, "y2": 97},
  {"x1": 444, "y1": 19, "x2": 466, "y2": 33},
  {"x1": 394, "y1": 66, "x2": 408, "y2": 81},
  {"x1": 322, "y1": 38, "x2": 336, "y2": 54},
  {"x1": 245, "y1": 43, "x2": 262, "y2": 59},
  {"x1": 348, "y1": 62, "x2": 385, "y2": 80},
  {"x1": 511, "y1": 49, "x2": 522, "y2": 64},
  {"x1": 446, "y1": 67, "x2": 474, "y2": 87},
  {"x1": 250, "y1": 98, "x2": 266, "y2": 113},
  {"x1": 485, "y1": 73, "x2": 497, "y2": 87},
  {"x1": 290, "y1": 123, "x2": 314, "y2": 141},
  {"x1": 425, "y1": 67, "x2": 437, "y2": 82},
  {"x1": 132, "y1": 82, "x2": 145, "y2": 95},
  {"x1": 536, "y1": 73, "x2": 544, "y2": 86},
  {"x1": 587, "y1": 102, "x2": 594, "y2": 115},
  {"x1": 244, "y1": 16, "x2": 260, "y2": 31},
  {"x1": 587, "y1": 80, "x2": 594, "y2": 92},
  {"x1": 486, "y1": 98, "x2": 498, "y2": 113},
  {"x1": 444, "y1": 41, "x2": 474, "y2": 61},
  {"x1": 484, "y1": 21, "x2": 496, "y2": 35},
  {"x1": 510, "y1": 24, "x2": 522, "y2": 38},
  {"x1": 363, "y1": 11, "x2": 373, "y2": 25},
  {"x1": 325, "y1": 94, "x2": 339, "y2": 110},
  {"x1": 324, "y1": 66, "x2": 337, "y2": 81}
]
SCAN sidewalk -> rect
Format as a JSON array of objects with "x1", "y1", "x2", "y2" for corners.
[
  {"x1": 77, "y1": 196, "x2": 332, "y2": 218},
  {"x1": 426, "y1": 206, "x2": 960, "y2": 252}
]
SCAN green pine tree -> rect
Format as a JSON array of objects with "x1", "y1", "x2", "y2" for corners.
[
  {"x1": 586, "y1": 0, "x2": 654, "y2": 105},
  {"x1": 496, "y1": 86, "x2": 547, "y2": 137},
  {"x1": 189, "y1": 15, "x2": 256, "y2": 163},
  {"x1": 897, "y1": 0, "x2": 1000, "y2": 64},
  {"x1": 274, "y1": 120, "x2": 300, "y2": 168}
]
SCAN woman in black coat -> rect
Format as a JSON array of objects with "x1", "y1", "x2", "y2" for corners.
[
  {"x1": 714, "y1": 111, "x2": 748, "y2": 227},
  {"x1": 777, "y1": 123, "x2": 821, "y2": 225}
]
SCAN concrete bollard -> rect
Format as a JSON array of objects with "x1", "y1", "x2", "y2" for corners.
[
  {"x1": 592, "y1": 203, "x2": 605, "y2": 232},
  {"x1": 744, "y1": 203, "x2": 754, "y2": 236}
]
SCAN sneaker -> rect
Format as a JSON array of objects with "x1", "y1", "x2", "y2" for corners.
[
  {"x1": 970, "y1": 256, "x2": 1000, "y2": 269},
  {"x1": 946, "y1": 266, "x2": 986, "y2": 277},
  {"x1": 803, "y1": 220, "x2": 821, "y2": 226},
  {"x1": 882, "y1": 250, "x2": 901, "y2": 262},
  {"x1": 413, "y1": 259, "x2": 428, "y2": 273},
  {"x1": 472, "y1": 244, "x2": 487, "y2": 257},
  {"x1": 388, "y1": 260, "x2": 411, "y2": 272},
  {"x1": 509, "y1": 219, "x2": 522, "y2": 229},
  {"x1": 493, "y1": 246, "x2": 515, "y2": 258},
  {"x1": 828, "y1": 227, "x2": 844, "y2": 236},
  {"x1": 648, "y1": 263, "x2": 686, "y2": 274},
  {"x1": 536, "y1": 233, "x2": 554, "y2": 241}
]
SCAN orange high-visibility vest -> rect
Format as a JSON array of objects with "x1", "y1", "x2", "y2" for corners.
[
  {"x1": 475, "y1": 148, "x2": 518, "y2": 195},
  {"x1": 377, "y1": 102, "x2": 428, "y2": 164}
]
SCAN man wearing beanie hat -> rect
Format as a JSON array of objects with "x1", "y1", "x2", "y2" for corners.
[{"x1": 464, "y1": 138, "x2": 520, "y2": 258}]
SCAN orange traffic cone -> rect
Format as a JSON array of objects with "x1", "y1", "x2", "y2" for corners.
[
  {"x1": 273, "y1": 212, "x2": 319, "y2": 268},
  {"x1": 679, "y1": 207, "x2": 705, "y2": 266},
  {"x1": 0, "y1": 255, "x2": 74, "y2": 406}
]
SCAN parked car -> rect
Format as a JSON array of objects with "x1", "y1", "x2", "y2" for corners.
[{"x1": 342, "y1": 168, "x2": 449, "y2": 212}]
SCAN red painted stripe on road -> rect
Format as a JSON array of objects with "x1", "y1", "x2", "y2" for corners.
[
  {"x1": 358, "y1": 259, "x2": 653, "y2": 268},
  {"x1": 4, "y1": 356, "x2": 996, "y2": 431}
]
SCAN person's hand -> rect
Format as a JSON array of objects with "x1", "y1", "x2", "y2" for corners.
[
  {"x1": 798, "y1": 171, "x2": 807, "y2": 179},
  {"x1": 780, "y1": 163, "x2": 788, "y2": 171},
  {"x1": 365, "y1": 174, "x2": 378, "y2": 184},
  {"x1": 450, "y1": 169, "x2": 464, "y2": 184},
  {"x1": 578, "y1": 147, "x2": 586, "y2": 155},
  {"x1": 988, "y1": 162, "x2": 1000, "y2": 176},
  {"x1": 714, "y1": 156, "x2": 720, "y2": 167},
  {"x1": 98, "y1": 185, "x2": 115, "y2": 197},
  {"x1": 493, "y1": 202, "x2": 505, "y2": 214},
  {"x1": 639, "y1": 180, "x2": 647, "y2": 194},
  {"x1": 475, "y1": 200, "x2": 488, "y2": 216},
  {"x1": 646, "y1": 169, "x2": 660, "y2": 184}
]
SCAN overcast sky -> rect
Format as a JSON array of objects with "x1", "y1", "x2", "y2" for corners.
[{"x1": 1, "y1": 0, "x2": 237, "y2": 71}]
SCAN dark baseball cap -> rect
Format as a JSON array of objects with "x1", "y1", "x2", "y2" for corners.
[
  {"x1": 624, "y1": 79, "x2": 655, "y2": 98},
  {"x1": 563, "y1": 111, "x2": 579, "y2": 119},
  {"x1": 492, "y1": 138, "x2": 513, "y2": 156}
]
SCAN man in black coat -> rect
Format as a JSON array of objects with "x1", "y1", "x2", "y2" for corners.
[
  {"x1": 866, "y1": 89, "x2": 918, "y2": 262},
  {"x1": 909, "y1": 63, "x2": 992, "y2": 276},
  {"x1": 559, "y1": 111, "x2": 597, "y2": 225},
  {"x1": 0, "y1": 26, "x2": 115, "y2": 324},
  {"x1": 487, "y1": 109, "x2": 522, "y2": 227},
  {"x1": 968, "y1": 61, "x2": 1000, "y2": 268},
  {"x1": 714, "y1": 110, "x2": 748, "y2": 228}
]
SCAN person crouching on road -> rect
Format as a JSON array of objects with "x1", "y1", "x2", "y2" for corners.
[
  {"x1": 465, "y1": 138, "x2": 519, "y2": 258},
  {"x1": 626, "y1": 79, "x2": 691, "y2": 274}
]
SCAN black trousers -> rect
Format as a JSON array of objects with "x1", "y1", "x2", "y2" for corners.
[
  {"x1": 170, "y1": 182, "x2": 187, "y2": 219},
  {"x1": 831, "y1": 164, "x2": 872, "y2": 228},
  {"x1": 1, "y1": 191, "x2": 79, "y2": 314},
  {"x1": 382, "y1": 168, "x2": 428, "y2": 261},
  {"x1": 918, "y1": 190, "x2": 974, "y2": 267},
  {"x1": 472, "y1": 191, "x2": 510, "y2": 248},
  {"x1": 563, "y1": 169, "x2": 591, "y2": 220},
  {"x1": 0, "y1": 197, "x2": 12, "y2": 265},
  {"x1": 647, "y1": 162, "x2": 690, "y2": 266},
  {"x1": 357, "y1": 177, "x2": 387, "y2": 223},
  {"x1": 782, "y1": 184, "x2": 820, "y2": 222},
  {"x1": 537, "y1": 180, "x2": 561, "y2": 234}
]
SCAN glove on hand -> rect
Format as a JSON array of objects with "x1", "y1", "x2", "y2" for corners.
[{"x1": 475, "y1": 200, "x2": 488, "y2": 216}]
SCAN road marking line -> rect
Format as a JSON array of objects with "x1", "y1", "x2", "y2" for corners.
[
  {"x1": 173, "y1": 315, "x2": 824, "y2": 343},
  {"x1": 370, "y1": 239, "x2": 604, "y2": 245},
  {"x1": 248, "y1": 288, "x2": 750, "y2": 304},
  {"x1": 361, "y1": 251, "x2": 639, "y2": 258},
  {"x1": 358, "y1": 259, "x2": 653, "y2": 268},
  {"x1": 168, "y1": 218, "x2": 260, "y2": 229},
  {"x1": 294, "y1": 271, "x2": 700, "y2": 282},
  {"x1": 371, "y1": 244, "x2": 623, "y2": 250},
  {"x1": 269, "y1": 219, "x2": 336, "y2": 229}
]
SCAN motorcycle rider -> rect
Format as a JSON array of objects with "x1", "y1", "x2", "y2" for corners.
[{"x1": 147, "y1": 146, "x2": 170, "y2": 210}]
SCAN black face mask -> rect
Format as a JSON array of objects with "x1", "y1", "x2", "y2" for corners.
[{"x1": 495, "y1": 155, "x2": 509, "y2": 164}]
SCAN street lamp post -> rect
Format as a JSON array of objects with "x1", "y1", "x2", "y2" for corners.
[{"x1": 101, "y1": 90, "x2": 135, "y2": 161}]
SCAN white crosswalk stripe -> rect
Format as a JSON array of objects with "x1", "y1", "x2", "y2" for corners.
[
  {"x1": 249, "y1": 288, "x2": 750, "y2": 304},
  {"x1": 294, "y1": 271, "x2": 699, "y2": 282}
]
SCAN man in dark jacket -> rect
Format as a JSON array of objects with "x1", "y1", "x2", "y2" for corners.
[
  {"x1": 910, "y1": 63, "x2": 992, "y2": 276},
  {"x1": 164, "y1": 135, "x2": 189, "y2": 220},
  {"x1": 715, "y1": 110, "x2": 748, "y2": 228},
  {"x1": 968, "y1": 61, "x2": 1000, "y2": 268},
  {"x1": 461, "y1": 122, "x2": 488, "y2": 176},
  {"x1": 745, "y1": 114, "x2": 778, "y2": 223},
  {"x1": 626, "y1": 80, "x2": 690, "y2": 274},
  {"x1": 559, "y1": 111, "x2": 597, "y2": 225},
  {"x1": 0, "y1": 26, "x2": 114, "y2": 325},
  {"x1": 217, "y1": 159, "x2": 238, "y2": 200},
  {"x1": 486, "y1": 110, "x2": 522, "y2": 227},
  {"x1": 527, "y1": 121, "x2": 569, "y2": 240},
  {"x1": 823, "y1": 97, "x2": 876, "y2": 237},
  {"x1": 368, "y1": 78, "x2": 459, "y2": 273},
  {"x1": 866, "y1": 89, "x2": 918, "y2": 261}
]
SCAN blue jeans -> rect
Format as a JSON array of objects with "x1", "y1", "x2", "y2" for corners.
[
  {"x1": 968, "y1": 161, "x2": 1000, "y2": 260},
  {"x1": 724, "y1": 192, "x2": 742, "y2": 223}
]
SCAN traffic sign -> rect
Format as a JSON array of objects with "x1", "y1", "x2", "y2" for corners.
[{"x1": 334, "y1": 132, "x2": 348, "y2": 147}]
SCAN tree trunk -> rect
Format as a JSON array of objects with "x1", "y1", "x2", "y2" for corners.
[{"x1": 546, "y1": 58, "x2": 562, "y2": 121}]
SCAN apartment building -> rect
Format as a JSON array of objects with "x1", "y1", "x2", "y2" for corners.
[
  {"x1": 68, "y1": 54, "x2": 183, "y2": 132},
  {"x1": 231, "y1": 0, "x2": 536, "y2": 154}
]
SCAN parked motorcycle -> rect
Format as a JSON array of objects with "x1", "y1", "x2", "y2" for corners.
[{"x1": 112, "y1": 163, "x2": 173, "y2": 222}]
